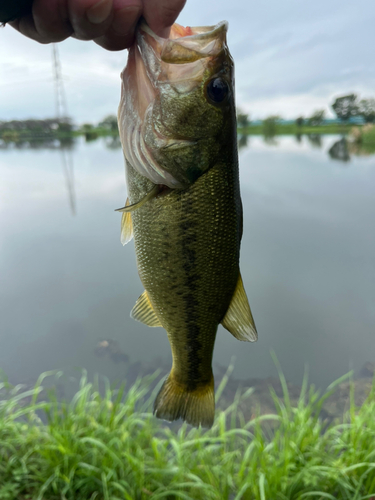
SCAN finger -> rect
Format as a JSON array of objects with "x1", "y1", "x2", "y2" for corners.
[
  {"x1": 32, "y1": 0, "x2": 73, "y2": 42},
  {"x1": 68, "y1": 0, "x2": 114, "y2": 41},
  {"x1": 8, "y1": 14, "x2": 46, "y2": 43},
  {"x1": 9, "y1": 0, "x2": 72, "y2": 44},
  {"x1": 94, "y1": 1, "x2": 141, "y2": 51},
  {"x1": 142, "y1": 0, "x2": 186, "y2": 37},
  {"x1": 9, "y1": 0, "x2": 112, "y2": 44}
]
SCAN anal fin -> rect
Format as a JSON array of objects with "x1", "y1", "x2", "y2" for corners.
[
  {"x1": 221, "y1": 273, "x2": 257, "y2": 342},
  {"x1": 121, "y1": 198, "x2": 133, "y2": 246},
  {"x1": 131, "y1": 290, "x2": 162, "y2": 328}
]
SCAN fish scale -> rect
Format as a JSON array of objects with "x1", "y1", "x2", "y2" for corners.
[
  {"x1": 118, "y1": 20, "x2": 257, "y2": 428},
  {"x1": 128, "y1": 153, "x2": 240, "y2": 383}
]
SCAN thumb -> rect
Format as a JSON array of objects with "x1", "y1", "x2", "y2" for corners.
[{"x1": 142, "y1": 0, "x2": 186, "y2": 37}]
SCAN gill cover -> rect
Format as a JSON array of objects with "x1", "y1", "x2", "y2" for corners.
[{"x1": 118, "y1": 20, "x2": 233, "y2": 189}]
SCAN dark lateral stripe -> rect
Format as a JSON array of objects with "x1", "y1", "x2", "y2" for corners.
[{"x1": 179, "y1": 218, "x2": 202, "y2": 391}]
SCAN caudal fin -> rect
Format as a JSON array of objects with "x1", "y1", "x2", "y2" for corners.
[{"x1": 153, "y1": 373, "x2": 215, "y2": 428}]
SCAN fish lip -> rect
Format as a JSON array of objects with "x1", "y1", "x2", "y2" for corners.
[
  {"x1": 138, "y1": 20, "x2": 228, "y2": 64},
  {"x1": 140, "y1": 20, "x2": 228, "y2": 43}
]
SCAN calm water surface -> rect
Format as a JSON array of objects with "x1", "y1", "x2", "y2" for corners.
[{"x1": 0, "y1": 135, "x2": 374, "y2": 389}]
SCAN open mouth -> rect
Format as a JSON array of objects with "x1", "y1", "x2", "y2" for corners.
[{"x1": 138, "y1": 20, "x2": 228, "y2": 65}]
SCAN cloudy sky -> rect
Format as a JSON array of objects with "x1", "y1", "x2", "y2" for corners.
[{"x1": 1, "y1": 0, "x2": 374, "y2": 123}]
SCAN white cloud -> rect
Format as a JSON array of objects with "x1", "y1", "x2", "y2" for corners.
[{"x1": 0, "y1": 0, "x2": 374, "y2": 122}]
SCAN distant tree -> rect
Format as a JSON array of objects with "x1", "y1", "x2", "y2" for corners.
[
  {"x1": 81, "y1": 123, "x2": 94, "y2": 131},
  {"x1": 358, "y1": 98, "x2": 375, "y2": 123},
  {"x1": 308, "y1": 110, "x2": 325, "y2": 126},
  {"x1": 0, "y1": 118, "x2": 75, "y2": 143},
  {"x1": 263, "y1": 115, "x2": 280, "y2": 137},
  {"x1": 236, "y1": 109, "x2": 250, "y2": 128},
  {"x1": 81, "y1": 123, "x2": 98, "y2": 141},
  {"x1": 295, "y1": 116, "x2": 304, "y2": 127},
  {"x1": 99, "y1": 115, "x2": 119, "y2": 133},
  {"x1": 57, "y1": 118, "x2": 73, "y2": 134},
  {"x1": 331, "y1": 94, "x2": 358, "y2": 122}
]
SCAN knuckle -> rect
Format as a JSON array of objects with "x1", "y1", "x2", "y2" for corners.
[{"x1": 94, "y1": 33, "x2": 132, "y2": 51}]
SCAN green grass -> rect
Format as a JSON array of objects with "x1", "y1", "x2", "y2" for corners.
[
  {"x1": 2, "y1": 123, "x2": 373, "y2": 145},
  {"x1": 239, "y1": 124, "x2": 354, "y2": 136},
  {"x1": 361, "y1": 127, "x2": 375, "y2": 153},
  {"x1": 1, "y1": 366, "x2": 375, "y2": 500}
]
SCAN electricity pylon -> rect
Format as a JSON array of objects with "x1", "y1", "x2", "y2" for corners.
[{"x1": 52, "y1": 43, "x2": 68, "y2": 119}]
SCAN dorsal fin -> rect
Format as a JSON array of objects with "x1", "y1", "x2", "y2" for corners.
[
  {"x1": 121, "y1": 198, "x2": 133, "y2": 246},
  {"x1": 131, "y1": 290, "x2": 162, "y2": 327},
  {"x1": 221, "y1": 273, "x2": 257, "y2": 342}
]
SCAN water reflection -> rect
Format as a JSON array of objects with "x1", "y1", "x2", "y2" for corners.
[
  {"x1": 238, "y1": 134, "x2": 249, "y2": 150},
  {"x1": 328, "y1": 137, "x2": 350, "y2": 162},
  {"x1": 0, "y1": 136, "x2": 77, "y2": 213},
  {"x1": 95, "y1": 339, "x2": 129, "y2": 363},
  {"x1": 0, "y1": 135, "x2": 374, "y2": 392},
  {"x1": 104, "y1": 135, "x2": 122, "y2": 150},
  {"x1": 3, "y1": 132, "x2": 374, "y2": 162},
  {"x1": 263, "y1": 136, "x2": 279, "y2": 146},
  {"x1": 60, "y1": 148, "x2": 76, "y2": 215},
  {"x1": 0, "y1": 136, "x2": 76, "y2": 150},
  {"x1": 307, "y1": 134, "x2": 322, "y2": 148},
  {"x1": 327, "y1": 137, "x2": 375, "y2": 163}
]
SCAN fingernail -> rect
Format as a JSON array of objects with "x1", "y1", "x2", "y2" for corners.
[
  {"x1": 111, "y1": 6, "x2": 140, "y2": 36},
  {"x1": 86, "y1": 0, "x2": 112, "y2": 24}
]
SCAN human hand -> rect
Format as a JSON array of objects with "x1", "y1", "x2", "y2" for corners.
[{"x1": 8, "y1": 0, "x2": 186, "y2": 50}]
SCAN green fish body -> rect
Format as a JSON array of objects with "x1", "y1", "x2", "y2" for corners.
[{"x1": 118, "y1": 21, "x2": 257, "y2": 428}]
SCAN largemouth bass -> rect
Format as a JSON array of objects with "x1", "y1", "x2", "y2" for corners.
[{"x1": 117, "y1": 20, "x2": 257, "y2": 428}]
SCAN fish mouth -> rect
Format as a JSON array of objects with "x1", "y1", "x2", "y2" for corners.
[
  {"x1": 136, "y1": 20, "x2": 229, "y2": 88},
  {"x1": 118, "y1": 20, "x2": 229, "y2": 188},
  {"x1": 140, "y1": 20, "x2": 228, "y2": 65}
]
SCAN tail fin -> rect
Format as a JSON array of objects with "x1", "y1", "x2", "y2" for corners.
[{"x1": 153, "y1": 373, "x2": 215, "y2": 428}]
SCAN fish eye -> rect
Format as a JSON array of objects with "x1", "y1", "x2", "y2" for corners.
[{"x1": 206, "y1": 77, "x2": 229, "y2": 105}]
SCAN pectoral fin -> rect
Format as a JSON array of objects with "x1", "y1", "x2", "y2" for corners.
[
  {"x1": 131, "y1": 290, "x2": 162, "y2": 328},
  {"x1": 120, "y1": 198, "x2": 133, "y2": 246},
  {"x1": 115, "y1": 184, "x2": 159, "y2": 213},
  {"x1": 221, "y1": 273, "x2": 257, "y2": 342}
]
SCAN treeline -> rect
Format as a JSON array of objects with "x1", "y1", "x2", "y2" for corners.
[
  {"x1": 0, "y1": 115, "x2": 119, "y2": 145},
  {"x1": 331, "y1": 94, "x2": 375, "y2": 123},
  {"x1": 0, "y1": 118, "x2": 73, "y2": 142},
  {"x1": 237, "y1": 93, "x2": 375, "y2": 132}
]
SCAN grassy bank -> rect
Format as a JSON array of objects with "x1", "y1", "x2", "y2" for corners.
[
  {"x1": 240, "y1": 123, "x2": 354, "y2": 136},
  {"x1": 1, "y1": 368, "x2": 375, "y2": 500},
  {"x1": 348, "y1": 124, "x2": 375, "y2": 154},
  {"x1": 2, "y1": 123, "x2": 374, "y2": 146},
  {"x1": 361, "y1": 125, "x2": 375, "y2": 152}
]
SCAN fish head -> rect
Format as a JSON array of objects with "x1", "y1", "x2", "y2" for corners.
[{"x1": 118, "y1": 20, "x2": 236, "y2": 189}]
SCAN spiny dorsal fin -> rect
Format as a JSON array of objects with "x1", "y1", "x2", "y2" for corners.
[
  {"x1": 121, "y1": 198, "x2": 133, "y2": 246},
  {"x1": 221, "y1": 273, "x2": 257, "y2": 342},
  {"x1": 131, "y1": 290, "x2": 162, "y2": 328}
]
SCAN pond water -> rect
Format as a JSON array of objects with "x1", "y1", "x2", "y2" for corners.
[{"x1": 0, "y1": 135, "x2": 374, "y2": 391}]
